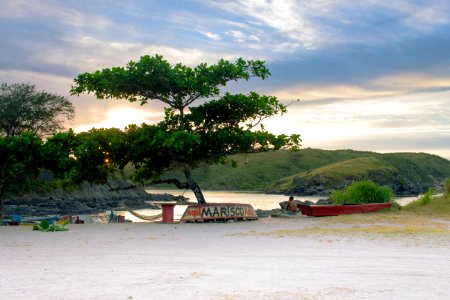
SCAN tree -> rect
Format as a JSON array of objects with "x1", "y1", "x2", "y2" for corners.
[
  {"x1": 0, "y1": 83, "x2": 75, "y2": 137},
  {"x1": 0, "y1": 133, "x2": 43, "y2": 223},
  {"x1": 0, "y1": 83, "x2": 74, "y2": 224},
  {"x1": 71, "y1": 55, "x2": 300, "y2": 203},
  {"x1": 42, "y1": 128, "x2": 128, "y2": 185}
]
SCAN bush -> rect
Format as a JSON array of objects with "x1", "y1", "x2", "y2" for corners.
[
  {"x1": 331, "y1": 180, "x2": 393, "y2": 204},
  {"x1": 445, "y1": 178, "x2": 450, "y2": 195}
]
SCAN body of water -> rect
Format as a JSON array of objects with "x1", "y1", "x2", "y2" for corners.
[{"x1": 119, "y1": 189, "x2": 422, "y2": 222}]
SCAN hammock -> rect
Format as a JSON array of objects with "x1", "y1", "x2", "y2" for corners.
[
  {"x1": 119, "y1": 201, "x2": 162, "y2": 221},
  {"x1": 127, "y1": 209, "x2": 162, "y2": 221}
]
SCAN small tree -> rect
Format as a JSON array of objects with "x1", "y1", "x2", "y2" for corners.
[
  {"x1": 0, "y1": 83, "x2": 74, "y2": 224},
  {"x1": 71, "y1": 55, "x2": 300, "y2": 203},
  {"x1": 0, "y1": 133, "x2": 43, "y2": 223},
  {"x1": 0, "y1": 83, "x2": 74, "y2": 137}
]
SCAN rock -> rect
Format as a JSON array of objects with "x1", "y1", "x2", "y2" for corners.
[
  {"x1": 255, "y1": 209, "x2": 271, "y2": 218},
  {"x1": 4, "y1": 178, "x2": 189, "y2": 217},
  {"x1": 316, "y1": 198, "x2": 332, "y2": 205}
]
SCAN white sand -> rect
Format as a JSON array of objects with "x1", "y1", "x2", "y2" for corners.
[{"x1": 1, "y1": 217, "x2": 449, "y2": 300}]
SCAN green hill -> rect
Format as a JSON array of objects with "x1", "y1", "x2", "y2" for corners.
[{"x1": 181, "y1": 149, "x2": 450, "y2": 195}]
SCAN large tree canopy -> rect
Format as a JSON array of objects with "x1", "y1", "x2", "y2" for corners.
[
  {"x1": 0, "y1": 83, "x2": 74, "y2": 137},
  {"x1": 71, "y1": 55, "x2": 301, "y2": 203}
]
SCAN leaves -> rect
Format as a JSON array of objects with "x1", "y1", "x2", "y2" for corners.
[
  {"x1": 33, "y1": 220, "x2": 69, "y2": 232},
  {"x1": 0, "y1": 83, "x2": 74, "y2": 138},
  {"x1": 71, "y1": 55, "x2": 271, "y2": 111}
]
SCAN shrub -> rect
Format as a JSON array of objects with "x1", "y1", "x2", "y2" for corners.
[
  {"x1": 444, "y1": 178, "x2": 450, "y2": 195},
  {"x1": 331, "y1": 180, "x2": 393, "y2": 204}
]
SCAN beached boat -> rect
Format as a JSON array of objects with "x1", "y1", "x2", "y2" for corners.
[
  {"x1": 299, "y1": 202, "x2": 392, "y2": 217},
  {"x1": 181, "y1": 203, "x2": 258, "y2": 222}
]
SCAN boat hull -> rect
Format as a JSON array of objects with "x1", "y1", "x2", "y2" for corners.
[
  {"x1": 181, "y1": 203, "x2": 258, "y2": 222},
  {"x1": 299, "y1": 203, "x2": 392, "y2": 217}
]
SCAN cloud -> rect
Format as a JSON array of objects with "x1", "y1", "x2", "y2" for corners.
[
  {"x1": 375, "y1": 0, "x2": 450, "y2": 31},
  {"x1": 6, "y1": 34, "x2": 239, "y2": 78},
  {"x1": 211, "y1": 0, "x2": 323, "y2": 50},
  {"x1": 198, "y1": 31, "x2": 221, "y2": 41},
  {"x1": 0, "y1": 0, "x2": 113, "y2": 29},
  {"x1": 226, "y1": 30, "x2": 246, "y2": 42},
  {"x1": 272, "y1": 84, "x2": 399, "y2": 102},
  {"x1": 210, "y1": 0, "x2": 450, "y2": 53}
]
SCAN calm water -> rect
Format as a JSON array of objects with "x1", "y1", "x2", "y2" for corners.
[{"x1": 120, "y1": 189, "x2": 421, "y2": 222}]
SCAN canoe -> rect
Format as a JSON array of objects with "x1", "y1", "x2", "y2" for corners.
[
  {"x1": 299, "y1": 203, "x2": 392, "y2": 217},
  {"x1": 181, "y1": 203, "x2": 258, "y2": 222}
]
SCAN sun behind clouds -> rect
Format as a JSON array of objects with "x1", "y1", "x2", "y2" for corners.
[{"x1": 74, "y1": 108, "x2": 157, "y2": 132}]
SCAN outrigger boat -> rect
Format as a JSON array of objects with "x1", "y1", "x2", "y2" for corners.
[
  {"x1": 299, "y1": 202, "x2": 392, "y2": 217},
  {"x1": 181, "y1": 203, "x2": 258, "y2": 222}
]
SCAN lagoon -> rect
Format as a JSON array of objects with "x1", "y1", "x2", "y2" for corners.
[{"x1": 120, "y1": 189, "x2": 420, "y2": 222}]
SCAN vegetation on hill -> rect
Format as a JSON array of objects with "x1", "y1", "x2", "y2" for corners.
[{"x1": 180, "y1": 149, "x2": 450, "y2": 195}]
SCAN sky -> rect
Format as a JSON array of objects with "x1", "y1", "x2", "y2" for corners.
[{"x1": 1, "y1": 0, "x2": 449, "y2": 159}]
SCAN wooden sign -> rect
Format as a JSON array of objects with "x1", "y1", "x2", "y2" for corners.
[{"x1": 181, "y1": 203, "x2": 258, "y2": 222}]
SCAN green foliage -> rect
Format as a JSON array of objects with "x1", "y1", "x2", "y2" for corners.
[
  {"x1": 0, "y1": 82, "x2": 74, "y2": 137},
  {"x1": 71, "y1": 55, "x2": 271, "y2": 107},
  {"x1": 330, "y1": 180, "x2": 393, "y2": 204},
  {"x1": 70, "y1": 54, "x2": 300, "y2": 201},
  {"x1": 33, "y1": 220, "x2": 69, "y2": 232},
  {"x1": 0, "y1": 133, "x2": 43, "y2": 196},
  {"x1": 445, "y1": 178, "x2": 450, "y2": 195},
  {"x1": 0, "y1": 132, "x2": 45, "y2": 223},
  {"x1": 403, "y1": 189, "x2": 434, "y2": 209},
  {"x1": 42, "y1": 128, "x2": 129, "y2": 185}
]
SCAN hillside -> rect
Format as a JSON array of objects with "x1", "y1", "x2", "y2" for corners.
[{"x1": 182, "y1": 149, "x2": 450, "y2": 195}]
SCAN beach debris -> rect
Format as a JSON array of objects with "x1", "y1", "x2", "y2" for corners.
[{"x1": 32, "y1": 220, "x2": 69, "y2": 232}]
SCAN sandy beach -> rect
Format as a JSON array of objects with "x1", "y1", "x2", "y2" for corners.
[{"x1": 1, "y1": 214, "x2": 449, "y2": 300}]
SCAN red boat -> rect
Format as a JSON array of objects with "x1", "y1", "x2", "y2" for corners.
[{"x1": 299, "y1": 202, "x2": 392, "y2": 217}]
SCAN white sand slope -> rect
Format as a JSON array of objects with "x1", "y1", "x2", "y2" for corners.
[{"x1": 1, "y1": 217, "x2": 449, "y2": 300}]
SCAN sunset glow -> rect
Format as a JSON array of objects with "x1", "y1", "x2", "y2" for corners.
[{"x1": 1, "y1": 0, "x2": 449, "y2": 159}]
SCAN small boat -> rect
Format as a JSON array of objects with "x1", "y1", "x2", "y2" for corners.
[
  {"x1": 299, "y1": 202, "x2": 392, "y2": 217},
  {"x1": 181, "y1": 203, "x2": 258, "y2": 222}
]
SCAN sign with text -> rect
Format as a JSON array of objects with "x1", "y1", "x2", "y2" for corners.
[{"x1": 181, "y1": 203, "x2": 258, "y2": 222}]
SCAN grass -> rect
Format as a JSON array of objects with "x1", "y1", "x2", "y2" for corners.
[
  {"x1": 401, "y1": 193, "x2": 450, "y2": 217},
  {"x1": 226, "y1": 194, "x2": 450, "y2": 244},
  {"x1": 402, "y1": 188, "x2": 433, "y2": 209}
]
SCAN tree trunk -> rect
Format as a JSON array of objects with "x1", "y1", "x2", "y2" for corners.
[
  {"x1": 190, "y1": 181, "x2": 207, "y2": 204},
  {"x1": 0, "y1": 192, "x2": 4, "y2": 226},
  {"x1": 184, "y1": 166, "x2": 206, "y2": 204}
]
